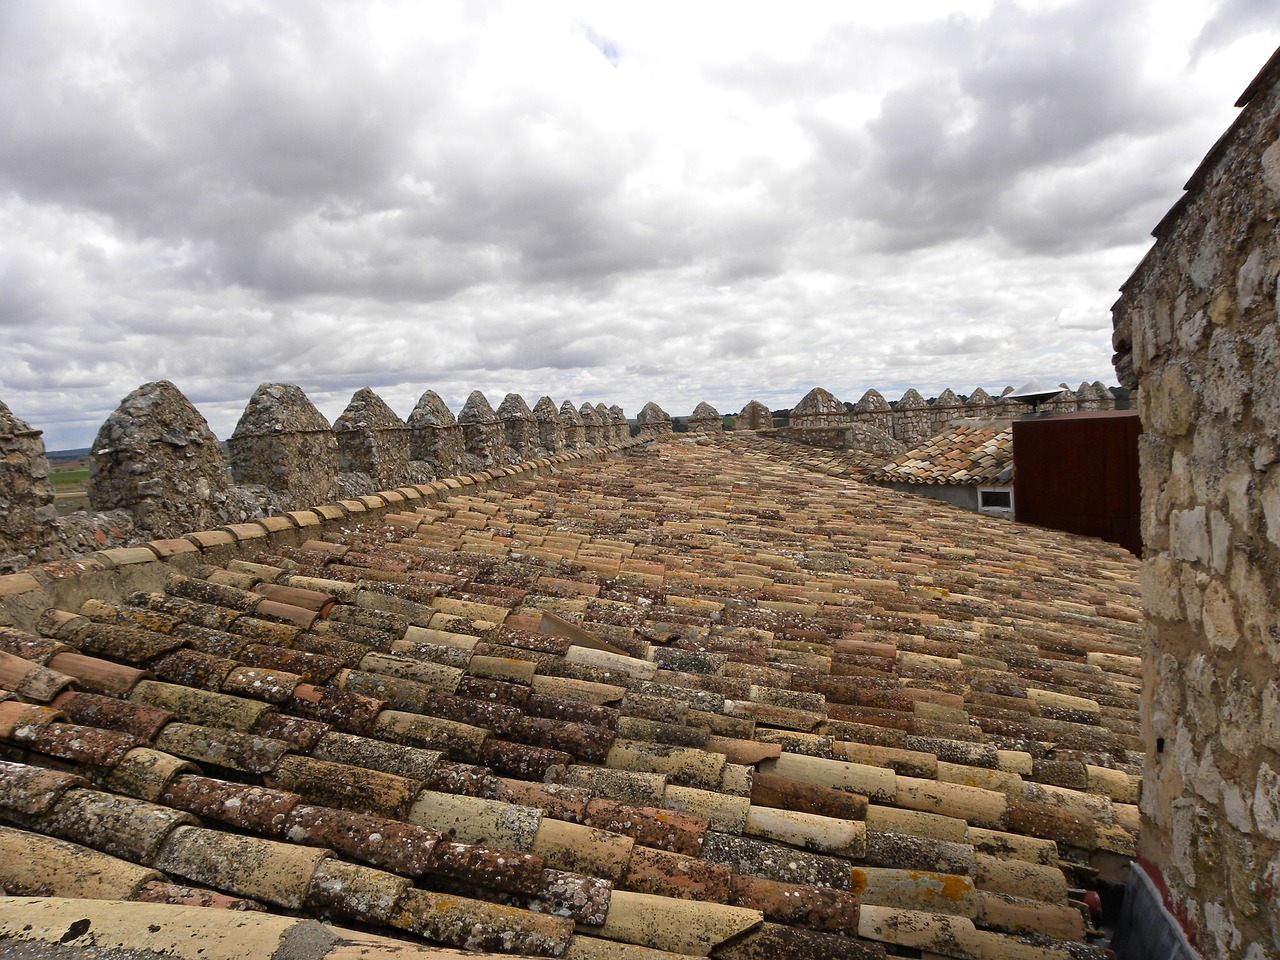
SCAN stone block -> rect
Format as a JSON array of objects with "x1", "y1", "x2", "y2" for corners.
[
  {"x1": 334, "y1": 388, "x2": 411, "y2": 489},
  {"x1": 228, "y1": 383, "x2": 337, "y2": 508},
  {"x1": 408, "y1": 390, "x2": 465, "y2": 478},
  {"x1": 88, "y1": 381, "x2": 231, "y2": 540},
  {"x1": 458, "y1": 391, "x2": 503, "y2": 469}
]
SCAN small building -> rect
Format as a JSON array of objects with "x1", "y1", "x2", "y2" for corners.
[{"x1": 866, "y1": 422, "x2": 1014, "y2": 517}]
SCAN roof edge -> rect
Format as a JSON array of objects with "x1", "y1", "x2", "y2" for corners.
[{"x1": 1118, "y1": 43, "x2": 1280, "y2": 294}]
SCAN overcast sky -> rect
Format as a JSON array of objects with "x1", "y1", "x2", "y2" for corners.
[{"x1": 2, "y1": 0, "x2": 1277, "y2": 449}]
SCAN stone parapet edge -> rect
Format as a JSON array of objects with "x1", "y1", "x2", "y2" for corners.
[{"x1": 0, "y1": 437, "x2": 655, "y2": 634}]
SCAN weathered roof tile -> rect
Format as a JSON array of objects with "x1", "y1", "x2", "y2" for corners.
[{"x1": 0, "y1": 436, "x2": 1146, "y2": 957}]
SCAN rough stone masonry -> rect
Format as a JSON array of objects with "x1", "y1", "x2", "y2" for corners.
[{"x1": 1112, "y1": 47, "x2": 1280, "y2": 960}]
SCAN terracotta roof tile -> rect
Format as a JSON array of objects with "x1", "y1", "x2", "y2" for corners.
[
  {"x1": 283, "y1": 803, "x2": 440, "y2": 875},
  {"x1": 132, "y1": 878, "x2": 264, "y2": 909},
  {"x1": 0, "y1": 438, "x2": 1146, "y2": 958},
  {"x1": 0, "y1": 758, "x2": 89, "y2": 814},
  {"x1": 155, "y1": 824, "x2": 329, "y2": 909},
  {"x1": 0, "y1": 824, "x2": 160, "y2": 899},
  {"x1": 16, "y1": 785, "x2": 196, "y2": 863}
]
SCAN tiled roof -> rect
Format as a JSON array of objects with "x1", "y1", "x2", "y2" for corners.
[
  {"x1": 715, "y1": 431, "x2": 883, "y2": 479},
  {"x1": 0, "y1": 437, "x2": 1141, "y2": 959},
  {"x1": 868, "y1": 423, "x2": 1014, "y2": 485}
]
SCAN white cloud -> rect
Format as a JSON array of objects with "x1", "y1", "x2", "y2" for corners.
[{"x1": 0, "y1": 0, "x2": 1275, "y2": 448}]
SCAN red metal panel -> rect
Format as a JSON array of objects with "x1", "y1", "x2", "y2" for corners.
[{"x1": 1013, "y1": 411, "x2": 1142, "y2": 555}]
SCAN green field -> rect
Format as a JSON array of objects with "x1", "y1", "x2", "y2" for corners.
[
  {"x1": 50, "y1": 463, "x2": 91, "y2": 514},
  {"x1": 50, "y1": 465, "x2": 90, "y2": 486}
]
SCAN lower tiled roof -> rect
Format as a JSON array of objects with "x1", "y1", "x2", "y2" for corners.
[
  {"x1": 867, "y1": 423, "x2": 1014, "y2": 485},
  {"x1": 0, "y1": 438, "x2": 1141, "y2": 959}
]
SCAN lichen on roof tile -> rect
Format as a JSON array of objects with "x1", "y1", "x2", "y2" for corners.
[{"x1": 0, "y1": 436, "x2": 1146, "y2": 959}]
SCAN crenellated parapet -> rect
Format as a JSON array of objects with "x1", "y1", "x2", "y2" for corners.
[
  {"x1": 608, "y1": 405, "x2": 629, "y2": 443},
  {"x1": 0, "y1": 380, "x2": 646, "y2": 567},
  {"x1": 533, "y1": 396, "x2": 565, "y2": 453},
  {"x1": 0, "y1": 372, "x2": 1120, "y2": 568},
  {"x1": 579, "y1": 403, "x2": 604, "y2": 446},
  {"x1": 593, "y1": 404, "x2": 617, "y2": 444},
  {"x1": 229, "y1": 383, "x2": 338, "y2": 510},
  {"x1": 498, "y1": 393, "x2": 540, "y2": 461},
  {"x1": 737, "y1": 400, "x2": 772, "y2": 431},
  {"x1": 1075, "y1": 381, "x2": 1115, "y2": 411},
  {"x1": 333, "y1": 388, "x2": 412, "y2": 494},
  {"x1": 1046, "y1": 385, "x2": 1077, "y2": 415},
  {"x1": 781, "y1": 387, "x2": 903, "y2": 455},
  {"x1": 851, "y1": 389, "x2": 894, "y2": 435},
  {"x1": 929, "y1": 388, "x2": 963, "y2": 434},
  {"x1": 688, "y1": 402, "x2": 722, "y2": 433},
  {"x1": 965, "y1": 387, "x2": 995, "y2": 417},
  {"x1": 994, "y1": 386, "x2": 1022, "y2": 419},
  {"x1": 636, "y1": 402, "x2": 673, "y2": 436},
  {"x1": 892, "y1": 389, "x2": 931, "y2": 447},
  {"x1": 559, "y1": 401, "x2": 586, "y2": 449},
  {"x1": 88, "y1": 380, "x2": 232, "y2": 540},
  {"x1": 788, "y1": 387, "x2": 850, "y2": 446},
  {"x1": 0, "y1": 401, "x2": 68, "y2": 571},
  {"x1": 459, "y1": 391, "x2": 505, "y2": 469},
  {"x1": 407, "y1": 390, "x2": 465, "y2": 480}
]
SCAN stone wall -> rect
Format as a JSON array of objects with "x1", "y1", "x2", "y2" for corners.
[
  {"x1": 87, "y1": 380, "x2": 233, "y2": 539},
  {"x1": 636, "y1": 402, "x2": 673, "y2": 436},
  {"x1": 228, "y1": 383, "x2": 338, "y2": 510},
  {"x1": 1, "y1": 382, "x2": 642, "y2": 570},
  {"x1": 0, "y1": 402, "x2": 69, "y2": 570},
  {"x1": 1111, "y1": 49, "x2": 1280, "y2": 960},
  {"x1": 688, "y1": 401, "x2": 722, "y2": 433}
]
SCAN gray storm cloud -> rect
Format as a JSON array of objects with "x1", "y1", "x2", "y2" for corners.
[{"x1": 0, "y1": 0, "x2": 1274, "y2": 447}]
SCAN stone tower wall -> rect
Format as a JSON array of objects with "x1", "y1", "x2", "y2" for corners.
[{"x1": 1111, "y1": 52, "x2": 1280, "y2": 959}]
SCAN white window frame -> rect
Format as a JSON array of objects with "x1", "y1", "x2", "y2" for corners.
[{"x1": 977, "y1": 485, "x2": 1014, "y2": 517}]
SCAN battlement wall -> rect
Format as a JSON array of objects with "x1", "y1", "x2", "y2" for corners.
[{"x1": 0, "y1": 382, "x2": 637, "y2": 572}]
